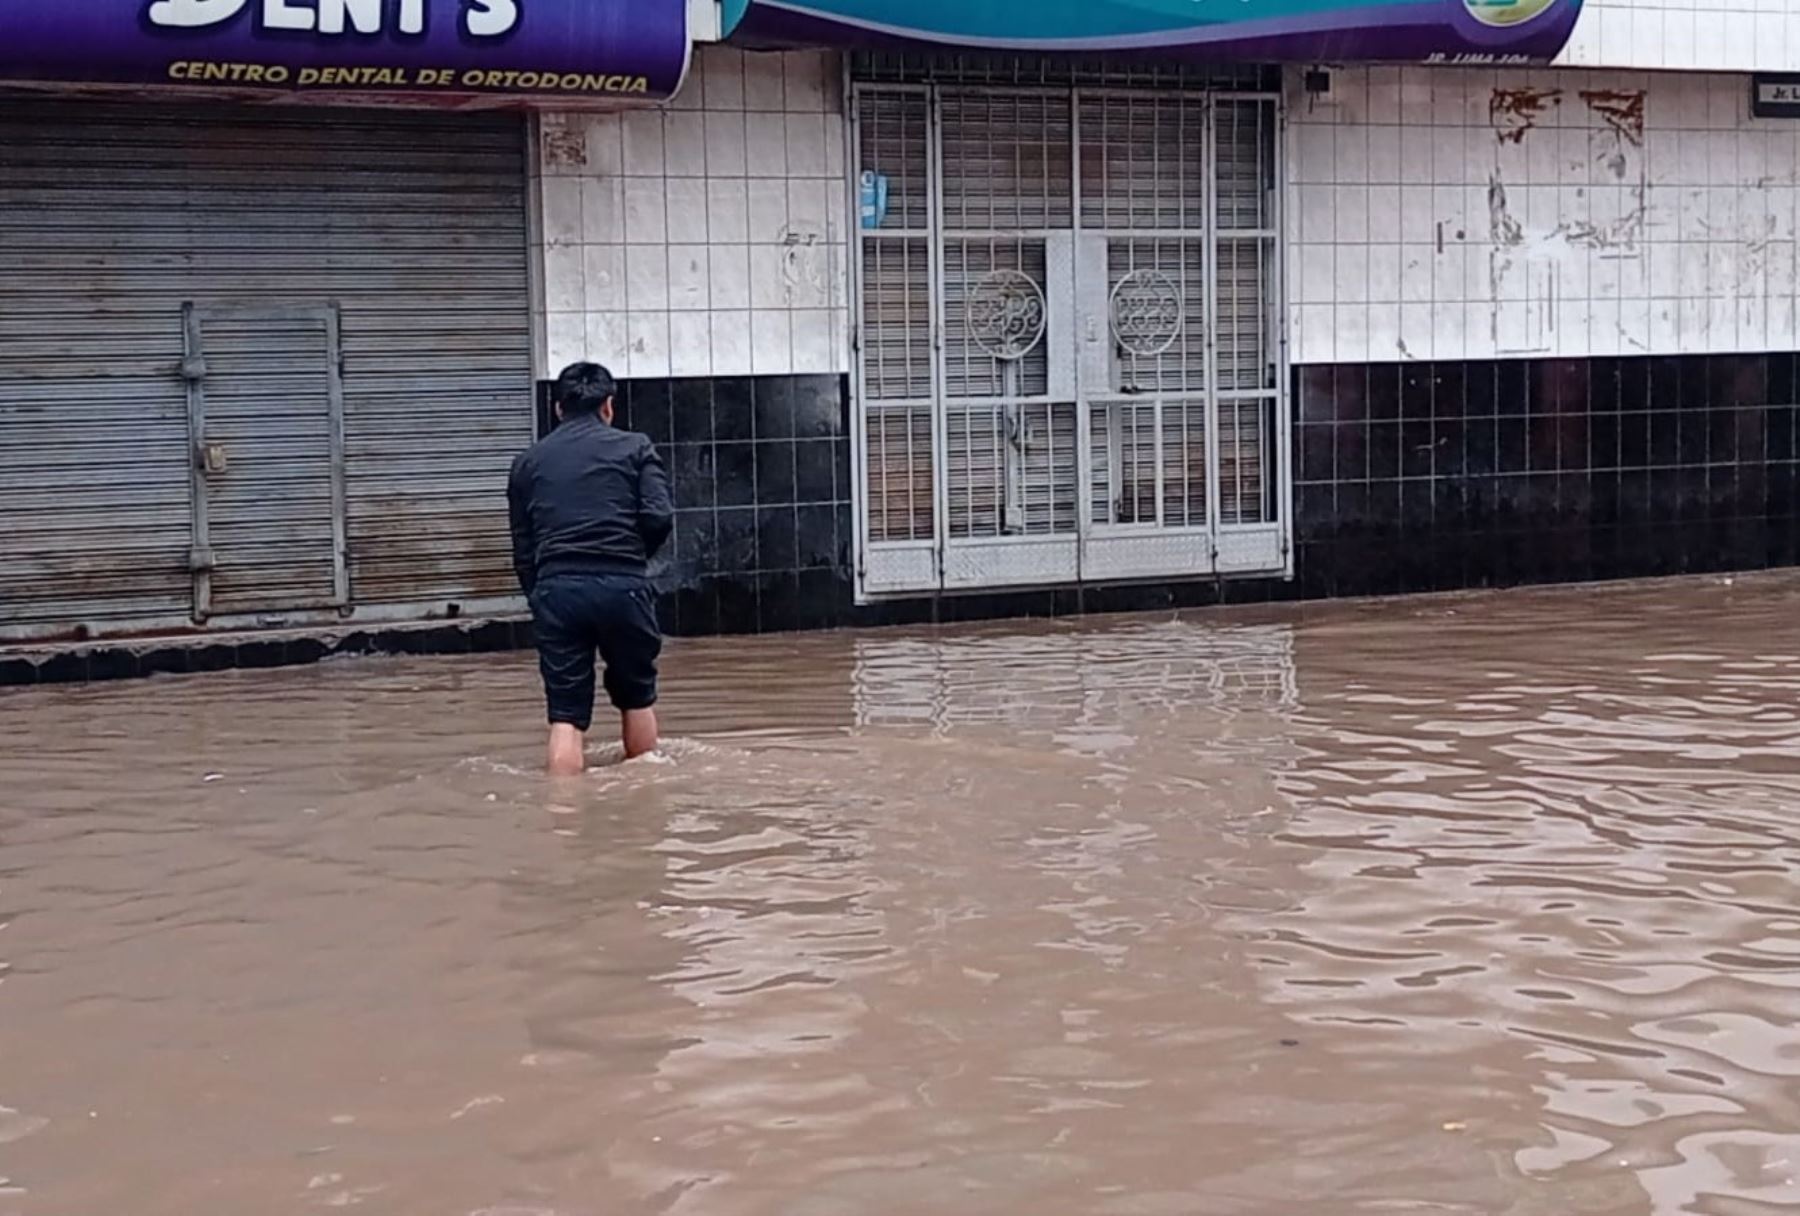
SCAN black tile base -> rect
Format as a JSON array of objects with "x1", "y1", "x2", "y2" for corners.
[
  {"x1": 611, "y1": 371, "x2": 860, "y2": 638},
  {"x1": 17, "y1": 352, "x2": 1800, "y2": 688},
  {"x1": 1295, "y1": 353, "x2": 1800, "y2": 602}
]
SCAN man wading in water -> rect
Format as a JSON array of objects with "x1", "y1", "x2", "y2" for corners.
[{"x1": 508, "y1": 362, "x2": 673, "y2": 775}]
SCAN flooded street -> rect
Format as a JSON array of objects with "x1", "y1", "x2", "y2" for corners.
[{"x1": 3, "y1": 577, "x2": 1800, "y2": 1216}]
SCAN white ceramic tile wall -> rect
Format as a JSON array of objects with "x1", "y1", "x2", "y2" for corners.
[
  {"x1": 1559, "y1": 0, "x2": 1800, "y2": 72},
  {"x1": 529, "y1": 47, "x2": 850, "y2": 380},
  {"x1": 1289, "y1": 66, "x2": 1800, "y2": 364}
]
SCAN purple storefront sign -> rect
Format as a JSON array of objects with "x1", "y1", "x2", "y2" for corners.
[{"x1": 0, "y1": 1, "x2": 691, "y2": 106}]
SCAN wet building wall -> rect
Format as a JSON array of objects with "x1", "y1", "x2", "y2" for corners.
[
  {"x1": 1285, "y1": 64, "x2": 1800, "y2": 598},
  {"x1": 571, "y1": 372, "x2": 861, "y2": 635},
  {"x1": 1292, "y1": 355, "x2": 1800, "y2": 597},
  {"x1": 519, "y1": 54, "x2": 1800, "y2": 641},
  {"x1": 529, "y1": 48, "x2": 848, "y2": 386},
  {"x1": 527, "y1": 48, "x2": 860, "y2": 635},
  {"x1": 24, "y1": 37, "x2": 1800, "y2": 681},
  {"x1": 591, "y1": 363, "x2": 1800, "y2": 629},
  {"x1": 1284, "y1": 67, "x2": 1797, "y2": 367}
]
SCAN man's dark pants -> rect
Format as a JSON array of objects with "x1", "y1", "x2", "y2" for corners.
[{"x1": 530, "y1": 573, "x2": 662, "y2": 732}]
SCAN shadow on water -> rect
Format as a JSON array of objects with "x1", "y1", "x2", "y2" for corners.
[{"x1": 0, "y1": 574, "x2": 1798, "y2": 1213}]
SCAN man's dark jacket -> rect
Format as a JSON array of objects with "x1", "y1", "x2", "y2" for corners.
[{"x1": 507, "y1": 413, "x2": 673, "y2": 595}]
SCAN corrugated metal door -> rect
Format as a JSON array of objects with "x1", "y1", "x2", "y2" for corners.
[
  {"x1": 0, "y1": 101, "x2": 532, "y2": 643},
  {"x1": 185, "y1": 305, "x2": 347, "y2": 620}
]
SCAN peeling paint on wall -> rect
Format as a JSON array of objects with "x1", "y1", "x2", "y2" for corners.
[
  {"x1": 1581, "y1": 88, "x2": 1646, "y2": 181},
  {"x1": 1488, "y1": 176, "x2": 1524, "y2": 248},
  {"x1": 779, "y1": 226, "x2": 826, "y2": 304},
  {"x1": 1481, "y1": 82, "x2": 1652, "y2": 353},
  {"x1": 1560, "y1": 189, "x2": 1648, "y2": 255},
  {"x1": 1290, "y1": 67, "x2": 1800, "y2": 365},
  {"x1": 1497, "y1": 260, "x2": 1557, "y2": 355},
  {"x1": 539, "y1": 115, "x2": 590, "y2": 170},
  {"x1": 1579, "y1": 89, "x2": 1645, "y2": 145},
  {"x1": 1490, "y1": 86, "x2": 1562, "y2": 144}
]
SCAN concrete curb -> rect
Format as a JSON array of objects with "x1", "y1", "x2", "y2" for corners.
[{"x1": 0, "y1": 617, "x2": 534, "y2": 687}]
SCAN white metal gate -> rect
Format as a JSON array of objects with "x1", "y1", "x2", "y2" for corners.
[{"x1": 852, "y1": 77, "x2": 1285, "y2": 597}]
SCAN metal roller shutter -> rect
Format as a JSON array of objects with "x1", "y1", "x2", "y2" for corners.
[{"x1": 0, "y1": 100, "x2": 533, "y2": 643}]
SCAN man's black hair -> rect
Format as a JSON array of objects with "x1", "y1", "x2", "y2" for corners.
[{"x1": 554, "y1": 361, "x2": 617, "y2": 417}]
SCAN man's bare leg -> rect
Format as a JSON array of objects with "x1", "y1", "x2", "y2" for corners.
[
  {"x1": 546, "y1": 723, "x2": 586, "y2": 776},
  {"x1": 621, "y1": 707, "x2": 659, "y2": 759}
]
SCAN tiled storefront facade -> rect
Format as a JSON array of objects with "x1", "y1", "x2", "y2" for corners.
[{"x1": 18, "y1": 3, "x2": 1800, "y2": 681}]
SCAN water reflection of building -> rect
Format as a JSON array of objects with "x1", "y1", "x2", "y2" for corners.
[
  {"x1": 849, "y1": 617, "x2": 1299, "y2": 735},
  {"x1": 516, "y1": 615, "x2": 1324, "y2": 1206}
]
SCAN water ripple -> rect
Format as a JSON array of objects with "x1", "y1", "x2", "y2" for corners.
[{"x1": 2, "y1": 576, "x2": 1799, "y2": 1212}]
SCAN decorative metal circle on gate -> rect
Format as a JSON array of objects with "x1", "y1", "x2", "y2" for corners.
[
  {"x1": 1108, "y1": 270, "x2": 1184, "y2": 358},
  {"x1": 965, "y1": 269, "x2": 1046, "y2": 361}
]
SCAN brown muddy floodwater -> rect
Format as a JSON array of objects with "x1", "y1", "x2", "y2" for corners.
[{"x1": 3, "y1": 577, "x2": 1800, "y2": 1216}]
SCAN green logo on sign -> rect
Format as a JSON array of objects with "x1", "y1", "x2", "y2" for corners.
[{"x1": 1464, "y1": 0, "x2": 1559, "y2": 27}]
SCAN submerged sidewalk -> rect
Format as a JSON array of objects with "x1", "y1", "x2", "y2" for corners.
[{"x1": 0, "y1": 616, "x2": 533, "y2": 687}]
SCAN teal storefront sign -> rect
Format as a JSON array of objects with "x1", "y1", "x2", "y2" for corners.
[{"x1": 723, "y1": 0, "x2": 1583, "y2": 63}]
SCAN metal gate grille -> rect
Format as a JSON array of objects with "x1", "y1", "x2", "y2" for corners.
[
  {"x1": 1081, "y1": 92, "x2": 1213, "y2": 583},
  {"x1": 855, "y1": 90, "x2": 938, "y2": 593},
  {"x1": 1214, "y1": 99, "x2": 1280, "y2": 539},
  {"x1": 945, "y1": 402, "x2": 1079, "y2": 539},
  {"x1": 852, "y1": 74, "x2": 1285, "y2": 596}
]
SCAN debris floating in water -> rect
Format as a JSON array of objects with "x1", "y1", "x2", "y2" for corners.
[{"x1": 450, "y1": 1095, "x2": 506, "y2": 1120}]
